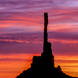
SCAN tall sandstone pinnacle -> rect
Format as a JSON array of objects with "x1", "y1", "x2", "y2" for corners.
[{"x1": 31, "y1": 13, "x2": 54, "y2": 70}]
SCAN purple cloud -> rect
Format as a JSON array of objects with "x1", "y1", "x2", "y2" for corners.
[{"x1": 0, "y1": 32, "x2": 78, "y2": 55}]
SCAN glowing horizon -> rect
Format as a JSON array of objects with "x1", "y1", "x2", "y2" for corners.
[{"x1": 1, "y1": 53, "x2": 78, "y2": 78}]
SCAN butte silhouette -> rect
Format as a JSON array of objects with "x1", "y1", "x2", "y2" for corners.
[{"x1": 16, "y1": 13, "x2": 77, "y2": 78}]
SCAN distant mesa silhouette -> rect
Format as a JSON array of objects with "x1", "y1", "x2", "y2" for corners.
[{"x1": 16, "y1": 13, "x2": 77, "y2": 78}]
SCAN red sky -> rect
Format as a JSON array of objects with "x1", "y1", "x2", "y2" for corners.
[{"x1": 0, "y1": 0, "x2": 78, "y2": 78}]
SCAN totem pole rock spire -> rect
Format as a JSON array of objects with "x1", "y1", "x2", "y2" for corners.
[
  {"x1": 43, "y1": 13, "x2": 48, "y2": 52},
  {"x1": 44, "y1": 13, "x2": 48, "y2": 43},
  {"x1": 42, "y1": 13, "x2": 54, "y2": 67}
]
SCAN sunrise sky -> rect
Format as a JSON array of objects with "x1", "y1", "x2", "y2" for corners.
[{"x1": 0, "y1": 0, "x2": 78, "y2": 78}]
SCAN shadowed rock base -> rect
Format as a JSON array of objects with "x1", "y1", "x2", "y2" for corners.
[
  {"x1": 16, "y1": 13, "x2": 77, "y2": 78},
  {"x1": 16, "y1": 42, "x2": 75, "y2": 78}
]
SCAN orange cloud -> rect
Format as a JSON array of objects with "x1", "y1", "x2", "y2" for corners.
[
  {"x1": 0, "y1": 54, "x2": 40, "y2": 78},
  {"x1": 55, "y1": 55, "x2": 78, "y2": 77},
  {"x1": 49, "y1": 38, "x2": 78, "y2": 44}
]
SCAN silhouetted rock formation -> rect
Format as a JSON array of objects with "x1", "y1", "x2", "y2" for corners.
[{"x1": 16, "y1": 13, "x2": 77, "y2": 78}]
